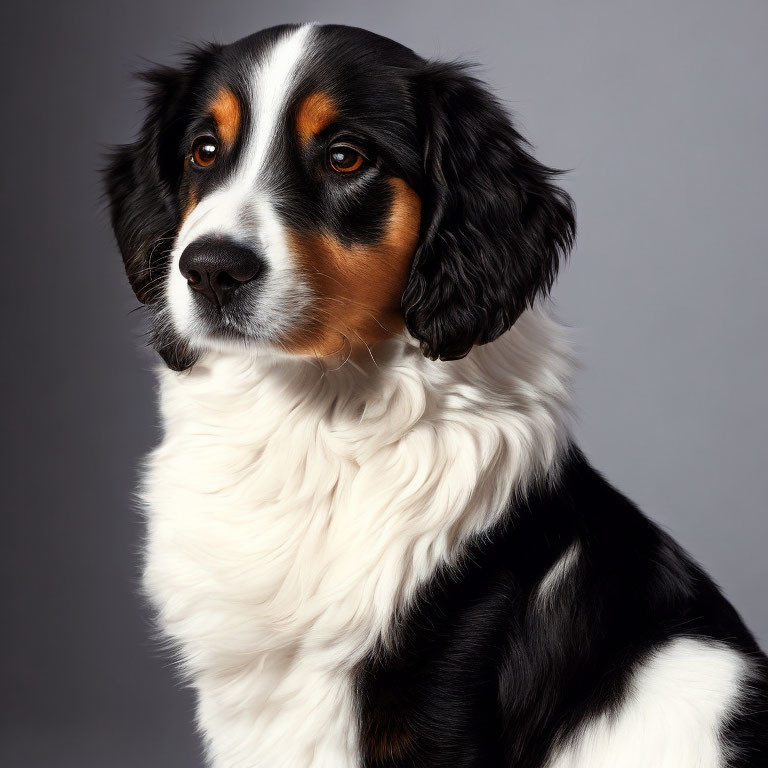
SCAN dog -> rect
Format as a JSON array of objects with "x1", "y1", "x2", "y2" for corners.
[{"x1": 104, "y1": 23, "x2": 768, "y2": 768}]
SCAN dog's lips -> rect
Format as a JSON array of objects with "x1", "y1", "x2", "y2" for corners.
[{"x1": 188, "y1": 290, "x2": 255, "y2": 338}]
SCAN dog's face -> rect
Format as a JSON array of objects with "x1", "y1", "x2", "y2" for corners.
[{"x1": 105, "y1": 24, "x2": 575, "y2": 370}]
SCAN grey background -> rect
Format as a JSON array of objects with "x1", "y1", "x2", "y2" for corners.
[{"x1": 2, "y1": 1, "x2": 766, "y2": 766}]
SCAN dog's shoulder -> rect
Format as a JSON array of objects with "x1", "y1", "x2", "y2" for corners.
[{"x1": 356, "y1": 448, "x2": 768, "y2": 767}]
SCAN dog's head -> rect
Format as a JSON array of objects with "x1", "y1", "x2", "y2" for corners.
[{"x1": 105, "y1": 24, "x2": 575, "y2": 370}]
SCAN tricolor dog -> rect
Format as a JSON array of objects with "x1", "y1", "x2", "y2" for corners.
[{"x1": 105, "y1": 23, "x2": 768, "y2": 768}]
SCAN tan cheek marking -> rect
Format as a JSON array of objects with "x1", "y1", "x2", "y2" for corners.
[
  {"x1": 209, "y1": 88, "x2": 241, "y2": 147},
  {"x1": 285, "y1": 178, "x2": 422, "y2": 357},
  {"x1": 296, "y1": 92, "x2": 337, "y2": 146}
]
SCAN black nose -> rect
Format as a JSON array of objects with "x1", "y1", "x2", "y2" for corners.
[{"x1": 179, "y1": 237, "x2": 265, "y2": 307}]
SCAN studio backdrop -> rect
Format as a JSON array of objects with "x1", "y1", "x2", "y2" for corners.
[{"x1": 2, "y1": 1, "x2": 766, "y2": 766}]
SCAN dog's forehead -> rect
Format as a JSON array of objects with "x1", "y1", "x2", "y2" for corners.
[
  {"x1": 183, "y1": 23, "x2": 424, "y2": 196},
  {"x1": 223, "y1": 23, "x2": 420, "y2": 75},
  {"x1": 211, "y1": 24, "x2": 421, "y2": 124}
]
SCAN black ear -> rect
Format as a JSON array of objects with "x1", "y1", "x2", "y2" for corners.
[
  {"x1": 104, "y1": 64, "x2": 189, "y2": 304},
  {"x1": 403, "y1": 63, "x2": 575, "y2": 361},
  {"x1": 103, "y1": 47, "x2": 218, "y2": 370}
]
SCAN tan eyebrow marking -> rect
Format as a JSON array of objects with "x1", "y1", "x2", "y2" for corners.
[
  {"x1": 296, "y1": 91, "x2": 337, "y2": 146},
  {"x1": 209, "y1": 88, "x2": 241, "y2": 147}
]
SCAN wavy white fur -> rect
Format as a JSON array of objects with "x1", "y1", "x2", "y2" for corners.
[
  {"x1": 141, "y1": 307, "x2": 574, "y2": 767},
  {"x1": 545, "y1": 637, "x2": 748, "y2": 768}
]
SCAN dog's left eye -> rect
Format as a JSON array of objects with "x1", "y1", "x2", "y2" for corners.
[
  {"x1": 191, "y1": 136, "x2": 218, "y2": 167},
  {"x1": 328, "y1": 144, "x2": 366, "y2": 174}
]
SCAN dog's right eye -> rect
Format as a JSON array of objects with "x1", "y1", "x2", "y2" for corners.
[
  {"x1": 327, "y1": 143, "x2": 367, "y2": 174},
  {"x1": 191, "y1": 136, "x2": 218, "y2": 168}
]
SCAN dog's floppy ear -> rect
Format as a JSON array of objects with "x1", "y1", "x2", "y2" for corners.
[
  {"x1": 104, "y1": 67, "x2": 185, "y2": 305},
  {"x1": 403, "y1": 63, "x2": 575, "y2": 361},
  {"x1": 103, "y1": 46, "x2": 218, "y2": 306},
  {"x1": 103, "y1": 47, "x2": 218, "y2": 371}
]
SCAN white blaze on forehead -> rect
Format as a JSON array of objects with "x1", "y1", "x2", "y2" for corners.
[
  {"x1": 182, "y1": 24, "x2": 314, "y2": 240},
  {"x1": 167, "y1": 25, "x2": 315, "y2": 345},
  {"x1": 245, "y1": 24, "x2": 313, "y2": 182},
  {"x1": 242, "y1": 24, "x2": 313, "y2": 281}
]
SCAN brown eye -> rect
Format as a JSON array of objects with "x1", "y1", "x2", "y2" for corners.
[
  {"x1": 328, "y1": 144, "x2": 365, "y2": 173},
  {"x1": 191, "y1": 136, "x2": 218, "y2": 167}
]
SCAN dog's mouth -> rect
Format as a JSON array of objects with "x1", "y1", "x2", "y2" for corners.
[
  {"x1": 205, "y1": 320, "x2": 252, "y2": 342},
  {"x1": 186, "y1": 291, "x2": 264, "y2": 344}
]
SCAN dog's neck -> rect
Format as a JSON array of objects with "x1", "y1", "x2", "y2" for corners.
[{"x1": 155, "y1": 304, "x2": 574, "y2": 526}]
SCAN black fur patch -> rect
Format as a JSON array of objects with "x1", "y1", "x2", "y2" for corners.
[
  {"x1": 103, "y1": 43, "x2": 223, "y2": 370},
  {"x1": 403, "y1": 63, "x2": 575, "y2": 361},
  {"x1": 355, "y1": 448, "x2": 768, "y2": 767}
]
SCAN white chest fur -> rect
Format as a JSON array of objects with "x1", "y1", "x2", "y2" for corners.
[{"x1": 140, "y1": 309, "x2": 573, "y2": 768}]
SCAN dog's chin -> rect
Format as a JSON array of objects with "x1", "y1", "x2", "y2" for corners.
[
  {"x1": 174, "y1": 292, "x2": 275, "y2": 349},
  {"x1": 176, "y1": 308, "x2": 275, "y2": 358},
  {"x1": 202, "y1": 325, "x2": 257, "y2": 348}
]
